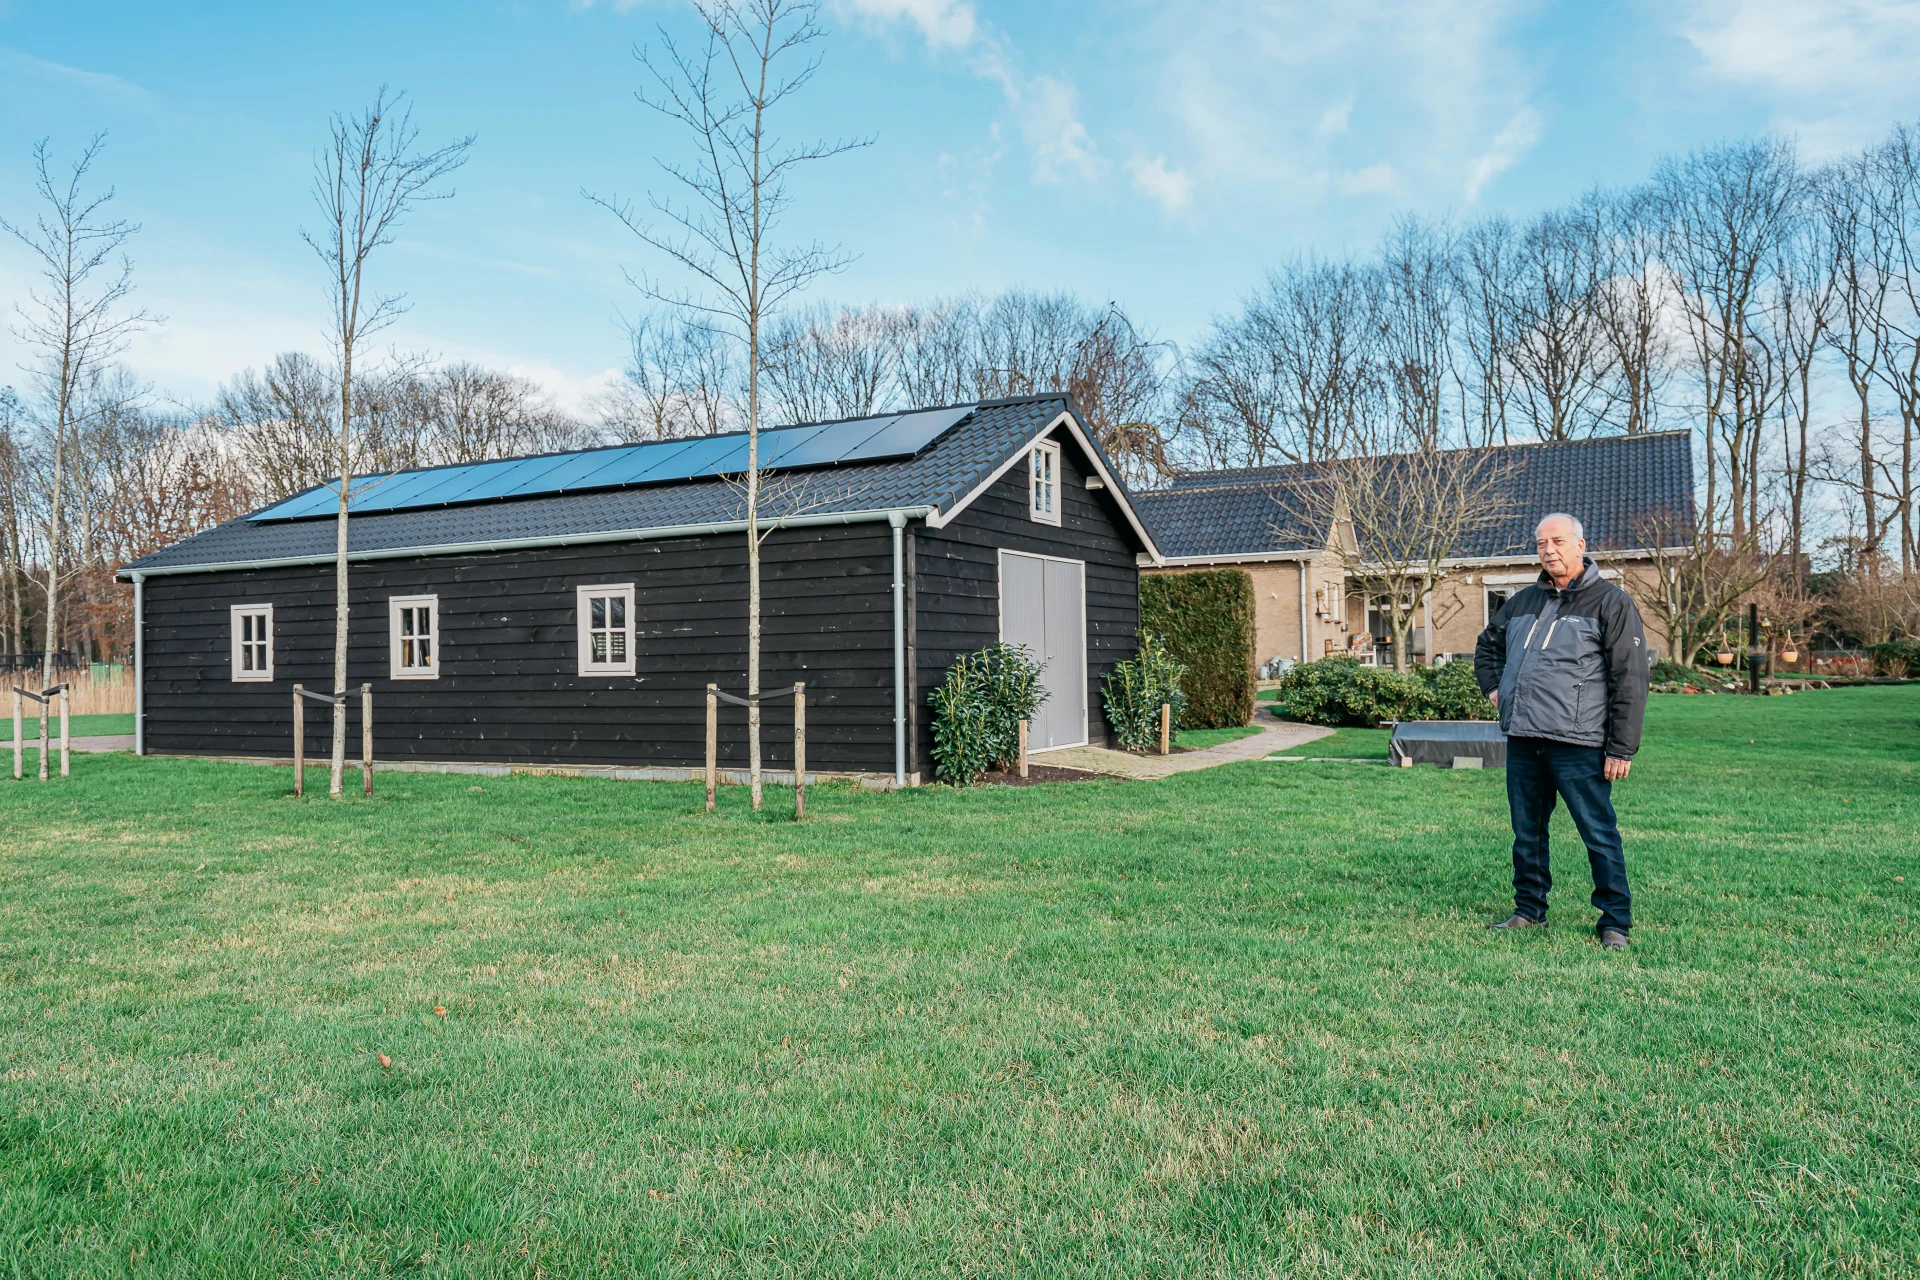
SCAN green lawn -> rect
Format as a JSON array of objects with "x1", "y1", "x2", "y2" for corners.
[
  {"x1": 4, "y1": 712, "x2": 134, "y2": 742},
  {"x1": 1267, "y1": 726, "x2": 1394, "y2": 759},
  {"x1": 2, "y1": 691, "x2": 1916, "y2": 1277},
  {"x1": 1174, "y1": 725, "x2": 1263, "y2": 750}
]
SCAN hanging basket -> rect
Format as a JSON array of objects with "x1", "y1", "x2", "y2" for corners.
[
  {"x1": 1781, "y1": 646, "x2": 1800, "y2": 664},
  {"x1": 1716, "y1": 647, "x2": 1734, "y2": 666}
]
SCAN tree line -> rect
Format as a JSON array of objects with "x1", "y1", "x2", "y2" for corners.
[{"x1": 7, "y1": 113, "x2": 1920, "y2": 678}]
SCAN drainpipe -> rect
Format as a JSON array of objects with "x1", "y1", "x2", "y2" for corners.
[
  {"x1": 132, "y1": 572, "x2": 145, "y2": 756},
  {"x1": 890, "y1": 511, "x2": 907, "y2": 787},
  {"x1": 1298, "y1": 558, "x2": 1309, "y2": 662}
]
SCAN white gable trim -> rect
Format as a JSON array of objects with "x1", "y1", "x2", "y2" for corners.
[{"x1": 924, "y1": 409, "x2": 1165, "y2": 564}]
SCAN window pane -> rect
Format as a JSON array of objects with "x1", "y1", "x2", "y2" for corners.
[
  {"x1": 591, "y1": 633, "x2": 607, "y2": 662},
  {"x1": 610, "y1": 597, "x2": 625, "y2": 628},
  {"x1": 418, "y1": 636, "x2": 431, "y2": 666},
  {"x1": 610, "y1": 632, "x2": 626, "y2": 661},
  {"x1": 591, "y1": 597, "x2": 606, "y2": 628}
]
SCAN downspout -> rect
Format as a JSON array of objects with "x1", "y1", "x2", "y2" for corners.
[
  {"x1": 132, "y1": 572, "x2": 145, "y2": 756},
  {"x1": 889, "y1": 511, "x2": 907, "y2": 787},
  {"x1": 1299, "y1": 558, "x2": 1309, "y2": 662}
]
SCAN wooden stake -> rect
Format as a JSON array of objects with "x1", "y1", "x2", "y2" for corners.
[
  {"x1": 705, "y1": 684, "x2": 718, "y2": 813},
  {"x1": 58, "y1": 686, "x2": 68, "y2": 778},
  {"x1": 1159, "y1": 703, "x2": 1171, "y2": 756},
  {"x1": 1018, "y1": 718, "x2": 1029, "y2": 779},
  {"x1": 361, "y1": 684, "x2": 373, "y2": 797},
  {"x1": 293, "y1": 685, "x2": 305, "y2": 798},
  {"x1": 12, "y1": 688, "x2": 21, "y2": 781},
  {"x1": 793, "y1": 681, "x2": 806, "y2": 820},
  {"x1": 37, "y1": 689, "x2": 48, "y2": 782}
]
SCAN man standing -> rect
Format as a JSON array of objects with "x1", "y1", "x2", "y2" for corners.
[{"x1": 1474, "y1": 513, "x2": 1649, "y2": 949}]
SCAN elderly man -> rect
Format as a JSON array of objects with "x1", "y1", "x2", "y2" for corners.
[{"x1": 1473, "y1": 513, "x2": 1648, "y2": 950}]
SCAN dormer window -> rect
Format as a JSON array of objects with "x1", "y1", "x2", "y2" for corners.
[{"x1": 1029, "y1": 440, "x2": 1061, "y2": 526}]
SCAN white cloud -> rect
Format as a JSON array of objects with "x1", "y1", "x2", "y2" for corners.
[
  {"x1": 1335, "y1": 163, "x2": 1403, "y2": 198},
  {"x1": 1315, "y1": 94, "x2": 1356, "y2": 143},
  {"x1": 833, "y1": 0, "x2": 1102, "y2": 187},
  {"x1": 1680, "y1": 0, "x2": 1920, "y2": 153},
  {"x1": 1464, "y1": 106, "x2": 1542, "y2": 200},
  {"x1": 834, "y1": 0, "x2": 979, "y2": 50},
  {"x1": 1128, "y1": 154, "x2": 1194, "y2": 215}
]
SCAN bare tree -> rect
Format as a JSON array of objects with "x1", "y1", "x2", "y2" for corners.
[
  {"x1": 2, "y1": 136, "x2": 154, "y2": 694},
  {"x1": 1455, "y1": 217, "x2": 1521, "y2": 447},
  {"x1": 1656, "y1": 138, "x2": 1800, "y2": 542},
  {"x1": 1585, "y1": 185, "x2": 1672, "y2": 436},
  {"x1": 1504, "y1": 207, "x2": 1613, "y2": 441},
  {"x1": 218, "y1": 352, "x2": 340, "y2": 502},
  {"x1": 1869, "y1": 124, "x2": 1920, "y2": 573},
  {"x1": 1371, "y1": 216, "x2": 1458, "y2": 453},
  {"x1": 1629, "y1": 506, "x2": 1772, "y2": 666},
  {"x1": 761, "y1": 302, "x2": 896, "y2": 424},
  {"x1": 304, "y1": 89, "x2": 472, "y2": 797},
  {"x1": 1282, "y1": 446, "x2": 1515, "y2": 671},
  {"x1": 588, "y1": 0, "x2": 867, "y2": 810}
]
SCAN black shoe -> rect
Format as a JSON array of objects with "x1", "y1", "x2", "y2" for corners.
[
  {"x1": 1488, "y1": 914, "x2": 1547, "y2": 931},
  {"x1": 1599, "y1": 928, "x2": 1629, "y2": 950}
]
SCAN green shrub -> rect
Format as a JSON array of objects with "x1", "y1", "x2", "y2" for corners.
[
  {"x1": 1869, "y1": 639, "x2": 1920, "y2": 678},
  {"x1": 1139, "y1": 570, "x2": 1256, "y2": 729},
  {"x1": 1102, "y1": 631, "x2": 1189, "y2": 752},
  {"x1": 1274, "y1": 656, "x2": 1494, "y2": 727},
  {"x1": 927, "y1": 643, "x2": 1048, "y2": 786},
  {"x1": 1416, "y1": 659, "x2": 1496, "y2": 720}
]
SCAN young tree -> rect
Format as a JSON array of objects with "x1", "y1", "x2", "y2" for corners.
[
  {"x1": 1284, "y1": 445, "x2": 1515, "y2": 672},
  {"x1": 303, "y1": 90, "x2": 471, "y2": 798},
  {"x1": 1, "y1": 136, "x2": 153, "y2": 694},
  {"x1": 588, "y1": 0, "x2": 867, "y2": 810}
]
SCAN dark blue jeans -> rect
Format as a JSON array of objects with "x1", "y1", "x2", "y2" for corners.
[{"x1": 1506, "y1": 736, "x2": 1632, "y2": 933}]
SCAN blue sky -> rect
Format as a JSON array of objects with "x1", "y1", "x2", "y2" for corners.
[{"x1": 3, "y1": 0, "x2": 1918, "y2": 415}]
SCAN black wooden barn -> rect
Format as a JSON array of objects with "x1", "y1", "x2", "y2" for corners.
[{"x1": 118, "y1": 395, "x2": 1165, "y2": 785}]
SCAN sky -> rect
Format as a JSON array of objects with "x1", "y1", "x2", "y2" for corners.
[{"x1": 2, "y1": 0, "x2": 1919, "y2": 418}]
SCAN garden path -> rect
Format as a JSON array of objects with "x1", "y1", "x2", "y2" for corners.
[{"x1": 1040, "y1": 712, "x2": 1331, "y2": 780}]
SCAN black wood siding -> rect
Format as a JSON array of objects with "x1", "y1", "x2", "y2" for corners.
[
  {"x1": 141, "y1": 523, "x2": 899, "y2": 771},
  {"x1": 910, "y1": 429, "x2": 1143, "y2": 776}
]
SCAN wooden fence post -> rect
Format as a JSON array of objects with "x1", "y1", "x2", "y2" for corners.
[
  {"x1": 11, "y1": 688, "x2": 20, "y2": 780},
  {"x1": 1159, "y1": 703, "x2": 1171, "y2": 756},
  {"x1": 793, "y1": 682, "x2": 806, "y2": 820},
  {"x1": 705, "y1": 684, "x2": 718, "y2": 813},
  {"x1": 1018, "y1": 718, "x2": 1029, "y2": 779},
  {"x1": 292, "y1": 685, "x2": 305, "y2": 798},
  {"x1": 37, "y1": 690, "x2": 48, "y2": 782},
  {"x1": 58, "y1": 686, "x2": 69, "y2": 778},
  {"x1": 361, "y1": 684, "x2": 373, "y2": 797}
]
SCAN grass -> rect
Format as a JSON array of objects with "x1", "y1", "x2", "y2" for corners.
[
  {"x1": 1267, "y1": 726, "x2": 1394, "y2": 759},
  {"x1": 4, "y1": 713, "x2": 134, "y2": 742},
  {"x1": 1173, "y1": 725, "x2": 1263, "y2": 750},
  {"x1": 1, "y1": 690, "x2": 1916, "y2": 1277}
]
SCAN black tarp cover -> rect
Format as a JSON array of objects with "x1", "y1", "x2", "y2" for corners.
[{"x1": 1388, "y1": 720, "x2": 1507, "y2": 768}]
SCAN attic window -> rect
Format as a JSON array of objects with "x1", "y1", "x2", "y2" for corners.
[
  {"x1": 1029, "y1": 441, "x2": 1061, "y2": 526},
  {"x1": 577, "y1": 584, "x2": 636, "y2": 677}
]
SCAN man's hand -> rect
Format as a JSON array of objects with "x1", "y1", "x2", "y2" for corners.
[
  {"x1": 1488, "y1": 690, "x2": 1499, "y2": 709},
  {"x1": 1604, "y1": 756, "x2": 1632, "y2": 781}
]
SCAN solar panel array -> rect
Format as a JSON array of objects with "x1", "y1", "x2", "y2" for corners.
[{"x1": 250, "y1": 404, "x2": 975, "y2": 522}]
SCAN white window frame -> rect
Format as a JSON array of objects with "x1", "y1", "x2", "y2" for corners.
[
  {"x1": 1028, "y1": 440, "x2": 1061, "y2": 526},
  {"x1": 388, "y1": 594, "x2": 440, "y2": 680},
  {"x1": 577, "y1": 583, "x2": 637, "y2": 677},
  {"x1": 229, "y1": 603, "x2": 274, "y2": 682},
  {"x1": 1485, "y1": 587, "x2": 1513, "y2": 625}
]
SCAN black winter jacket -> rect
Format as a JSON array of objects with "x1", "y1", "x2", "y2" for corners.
[{"x1": 1473, "y1": 558, "x2": 1649, "y2": 758}]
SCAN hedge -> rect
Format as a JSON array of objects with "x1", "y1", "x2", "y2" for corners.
[
  {"x1": 1139, "y1": 570, "x2": 1256, "y2": 729},
  {"x1": 1274, "y1": 655, "x2": 1496, "y2": 727}
]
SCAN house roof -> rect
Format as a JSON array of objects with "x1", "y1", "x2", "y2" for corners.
[
  {"x1": 122, "y1": 395, "x2": 1163, "y2": 576},
  {"x1": 1137, "y1": 431, "x2": 1696, "y2": 562}
]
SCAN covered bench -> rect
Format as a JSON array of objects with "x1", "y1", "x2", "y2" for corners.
[{"x1": 1388, "y1": 720, "x2": 1506, "y2": 769}]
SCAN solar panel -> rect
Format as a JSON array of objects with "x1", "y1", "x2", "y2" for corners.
[{"x1": 250, "y1": 404, "x2": 977, "y2": 521}]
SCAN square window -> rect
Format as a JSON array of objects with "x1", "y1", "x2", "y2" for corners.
[
  {"x1": 578, "y1": 584, "x2": 636, "y2": 676},
  {"x1": 389, "y1": 595, "x2": 440, "y2": 679},
  {"x1": 1029, "y1": 440, "x2": 1061, "y2": 526},
  {"x1": 229, "y1": 604, "x2": 274, "y2": 682}
]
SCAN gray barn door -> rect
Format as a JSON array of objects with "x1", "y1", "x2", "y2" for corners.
[{"x1": 1000, "y1": 551, "x2": 1087, "y2": 750}]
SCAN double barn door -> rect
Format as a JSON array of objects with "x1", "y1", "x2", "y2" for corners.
[{"x1": 999, "y1": 551, "x2": 1087, "y2": 751}]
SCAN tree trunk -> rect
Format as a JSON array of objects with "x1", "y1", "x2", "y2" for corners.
[
  {"x1": 746, "y1": 311, "x2": 763, "y2": 812},
  {"x1": 330, "y1": 342, "x2": 352, "y2": 798},
  {"x1": 41, "y1": 362, "x2": 70, "y2": 696}
]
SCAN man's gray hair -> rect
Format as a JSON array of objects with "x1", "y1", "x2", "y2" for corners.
[{"x1": 1536, "y1": 512, "x2": 1585, "y2": 539}]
